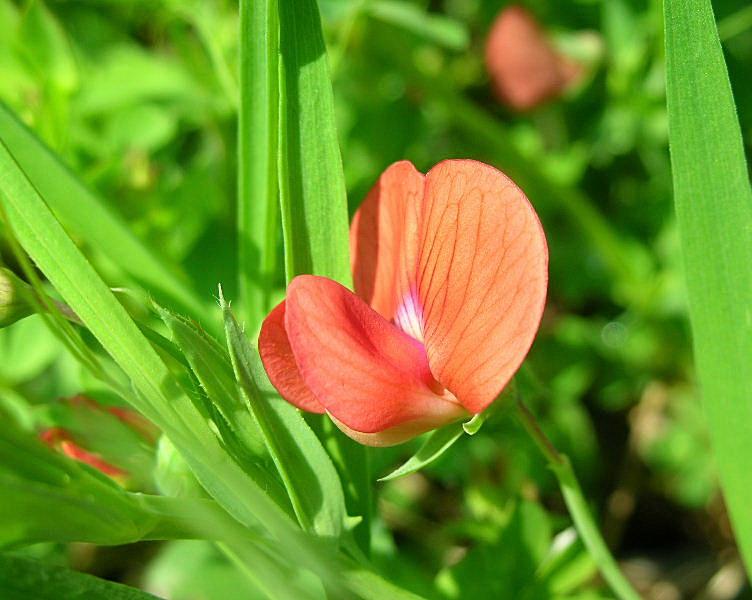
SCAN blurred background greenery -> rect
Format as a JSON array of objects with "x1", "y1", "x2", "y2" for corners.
[{"x1": 1, "y1": 0, "x2": 751, "y2": 598}]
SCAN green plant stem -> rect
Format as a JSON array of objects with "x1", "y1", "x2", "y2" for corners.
[{"x1": 515, "y1": 399, "x2": 640, "y2": 600}]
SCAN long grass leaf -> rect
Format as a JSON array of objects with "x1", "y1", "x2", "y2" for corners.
[
  {"x1": 0, "y1": 102, "x2": 206, "y2": 320},
  {"x1": 222, "y1": 292, "x2": 347, "y2": 540},
  {"x1": 238, "y1": 0, "x2": 280, "y2": 326},
  {"x1": 277, "y1": 0, "x2": 351, "y2": 285},
  {"x1": 0, "y1": 137, "x2": 304, "y2": 546},
  {"x1": 277, "y1": 0, "x2": 372, "y2": 551},
  {"x1": 664, "y1": 0, "x2": 752, "y2": 574}
]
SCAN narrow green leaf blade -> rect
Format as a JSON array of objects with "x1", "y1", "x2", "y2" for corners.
[
  {"x1": 0, "y1": 137, "x2": 300, "y2": 546},
  {"x1": 277, "y1": 0, "x2": 351, "y2": 286},
  {"x1": 378, "y1": 423, "x2": 464, "y2": 482},
  {"x1": 222, "y1": 292, "x2": 347, "y2": 540},
  {"x1": 238, "y1": 0, "x2": 280, "y2": 325},
  {"x1": 277, "y1": 0, "x2": 371, "y2": 550},
  {"x1": 157, "y1": 305, "x2": 267, "y2": 459},
  {"x1": 664, "y1": 0, "x2": 752, "y2": 573},
  {"x1": 0, "y1": 102, "x2": 206, "y2": 320},
  {"x1": 0, "y1": 555, "x2": 159, "y2": 600}
]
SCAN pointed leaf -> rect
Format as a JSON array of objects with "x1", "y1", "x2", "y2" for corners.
[
  {"x1": 222, "y1": 291, "x2": 347, "y2": 540},
  {"x1": 665, "y1": 0, "x2": 752, "y2": 574},
  {"x1": 378, "y1": 423, "x2": 464, "y2": 482}
]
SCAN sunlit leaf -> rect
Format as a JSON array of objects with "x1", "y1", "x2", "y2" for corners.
[
  {"x1": 222, "y1": 291, "x2": 347, "y2": 540},
  {"x1": 664, "y1": 0, "x2": 752, "y2": 574}
]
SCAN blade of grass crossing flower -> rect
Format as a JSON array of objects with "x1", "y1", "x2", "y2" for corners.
[
  {"x1": 238, "y1": 0, "x2": 280, "y2": 327},
  {"x1": 664, "y1": 0, "x2": 752, "y2": 574},
  {"x1": 277, "y1": 0, "x2": 351, "y2": 286},
  {"x1": 222, "y1": 292, "x2": 347, "y2": 540},
  {"x1": 0, "y1": 102, "x2": 206, "y2": 322},
  {"x1": 277, "y1": 0, "x2": 372, "y2": 551}
]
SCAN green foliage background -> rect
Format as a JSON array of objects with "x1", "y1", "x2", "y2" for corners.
[{"x1": 0, "y1": 0, "x2": 751, "y2": 598}]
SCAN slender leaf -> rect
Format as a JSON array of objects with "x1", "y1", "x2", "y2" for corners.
[
  {"x1": 157, "y1": 305, "x2": 268, "y2": 460},
  {"x1": 379, "y1": 424, "x2": 464, "y2": 482},
  {"x1": 0, "y1": 136, "x2": 305, "y2": 549},
  {"x1": 277, "y1": 0, "x2": 371, "y2": 550},
  {"x1": 222, "y1": 291, "x2": 347, "y2": 540},
  {"x1": 277, "y1": 0, "x2": 351, "y2": 285},
  {"x1": 0, "y1": 555, "x2": 159, "y2": 600},
  {"x1": 238, "y1": 0, "x2": 280, "y2": 326},
  {"x1": 0, "y1": 133, "x2": 400, "y2": 600},
  {"x1": 664, "y1": 0, "x2": 752, "y2": 573},
  {"x1": 0, "y1": 102, "x2": 206, "y2": 321}
]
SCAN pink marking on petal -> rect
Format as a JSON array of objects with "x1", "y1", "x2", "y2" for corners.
[{"x1": 393, "y1": 286, "x2": 425, "y2": 343}]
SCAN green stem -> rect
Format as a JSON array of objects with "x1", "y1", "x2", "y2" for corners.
[{"x1": 515, "y1": 399, "x2": 641, "y2": 600}]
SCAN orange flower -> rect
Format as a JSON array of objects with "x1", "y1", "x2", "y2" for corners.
[
  {"x1": 486, "y1": 5, "x2": 580, "y2": 111},
  {"x1": 40, "y1": 427, "x2": 126, "y2": 478},
  {"x1": 260, "y1": 160, "x2": 548, "y2": 446}
]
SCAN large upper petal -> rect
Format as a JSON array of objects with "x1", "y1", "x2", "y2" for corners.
[
  {"x1": 350, "y1": 161, "x2": 424, "y2": 322},
  {"x1": 284, "y1": 275, "x2": 466, "y2": 434},
  {"x1": 259, "y1": 301, "x2": 324, "y2": 414},
  {"x1": 416, "y1": 160, "x2": 548, "y2": 413}
]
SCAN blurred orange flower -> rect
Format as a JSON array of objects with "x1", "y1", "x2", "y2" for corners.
[
  {"x1": 486, "y1": 5, "x2": 581, "y2": 110},
  {"x1": 40, "y1": 427, "x2": 126, "y2": 477},
  {"x1": 260, "y1": 160, "x2": 548, "y2": 446}
]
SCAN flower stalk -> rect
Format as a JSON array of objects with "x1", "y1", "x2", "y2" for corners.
[{"x1": 515, "y1": 396, "x2": 641, "y2": 600}]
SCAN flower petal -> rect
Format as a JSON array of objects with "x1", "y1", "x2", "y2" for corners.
[
  {"x1": 485, "y1": 6, "x2": 580, "y2": 110},
  {"x1": 351, "y1": 161, "x2": 425, "y2": 322},
  {"x1": 259, "y1": 301, "x2": 324, "y2": 414},
  {"x1": 417, "y1": 160, "x2": 548, "y2": 413},
  {"x1": 285, "y1": 275, "x2": 466, "y2": 434}
]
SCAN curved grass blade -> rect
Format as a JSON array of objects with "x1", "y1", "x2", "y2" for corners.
[
  {"x1": 0, "y1": 102, "x2": 206, "y2": 322},
  {"x1": 0, "y1": 136, "x2": 309, "y2": 550},
  {"x1": 664, "y1": 0, "x2": 752, "y2": 574},
  {"x1": 378, "y1": 422, "x2": 464, "y2": 482},
  {"x1": 277, "y1": 0, "x2": 371, "y2": 551},
  {"x1": 222, "y1": 291, "x2": 347, "y2": 540}
]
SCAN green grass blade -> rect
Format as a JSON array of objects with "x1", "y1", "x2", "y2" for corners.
[
  {"x1": 157, "y1": 305, "x2": 268, "y2": 459},
  {"x1": 664, "y1": 0, "x2": 752, "y2": 574},
  {"x1": 0, "y1": 137, "x2": 303, "y2": 545},
  {"x1": 0, "y1": 102, "x2": 206, "y2": 320},
  {"x1": 0, "y1": 555, "x2": 159, "y2": 600},
  {"x1": 277, "y1": 0, "x2": 372, "y2": 551},
  {"x1": 277, "y1": 0, "x2": 352, "y2": 286},
  {"x1": 221, "y1": 292, "x2": 347, "y2": 540},
  {"x1": 238, "y1": 0, "x2": 280, "y2": 326}
]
